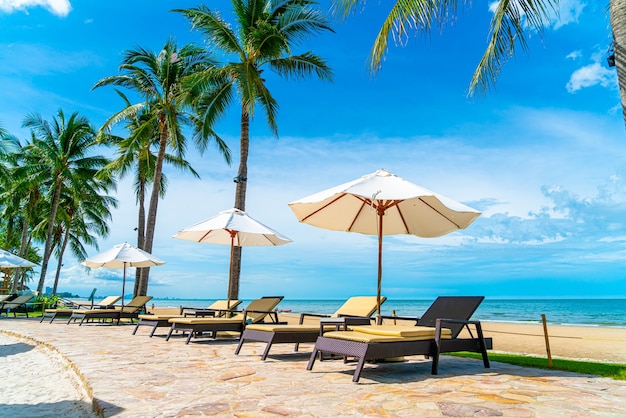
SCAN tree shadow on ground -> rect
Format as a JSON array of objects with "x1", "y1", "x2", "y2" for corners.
[
  {"x1": 0, "y1": 342, "x2": 34, "y2": 358},
  {"x1": 0, "y1": 400, "x2": 95, "y2": 418}
]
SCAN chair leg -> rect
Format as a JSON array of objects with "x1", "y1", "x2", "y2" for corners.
[
  {"x1": 306, "y1": 348, "x2": 319, "y2": 371},
  {"x1": 149, "y1": 324, "x2": 158, "y2": 338},
  {"x1": 261, "y1": 342, "x2": 273, "y2": 361},
  {"x1": 353, "y1": 357, "x2": 367, "y2": 383},
  {"x1": 132, "y1": 323, "x2": 140, "y2": 335},
  {"x1": 165, "y1": 326, "x2": 174, "y2": 341},
  {"x1": 234, "y1": 338, "x2": 245, "y2": 355}
]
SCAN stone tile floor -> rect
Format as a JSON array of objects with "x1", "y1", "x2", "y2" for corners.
[{"x1": 2, "y1": 317, "x2": 626, "y2": 417}]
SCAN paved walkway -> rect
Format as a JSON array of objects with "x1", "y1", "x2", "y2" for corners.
[{"x1": 1, "y1": 317, "x2": 626, "y2": 417}]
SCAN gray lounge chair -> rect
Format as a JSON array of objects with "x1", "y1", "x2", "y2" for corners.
[
  {"x1": 0, "y1": 295, "x2": 35, "y2": 317},
  {"x1": 133, "y1": 299, "x2": 242, "y2": 337},
  {"x1": 166, "y1": 296, "x2": 284, "y2": 344},
  {"x1": 41, "y1": 295, "x2": 122, "y2": 323},
  {"x1": 306, "y1": 296, "x2": 492, "y2": 382},
  {"x1": 235, "y1": 296, "x2": 385, "y2": 360},
  {"x1": 67, "y1": 296, "x2": 153, "y2": 325}
]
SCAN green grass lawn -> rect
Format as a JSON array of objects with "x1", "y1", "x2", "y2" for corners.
[{"x1": 453, "y1": 352, "x2": 626, "y2": 381}]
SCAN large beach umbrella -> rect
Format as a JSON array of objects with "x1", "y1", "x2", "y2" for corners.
[
  {"x1": 288, "y1": 169, "x2": 481, "y2": 316},
  {"x1": 172, "y1": 208, "x2": 292, "y2": 301},
  {"x1": 83, "y1": 242, "x2": 165, "y2": 306},
  {"x1": 0, "y1": 249, "x2": 37, "y2": 293}
]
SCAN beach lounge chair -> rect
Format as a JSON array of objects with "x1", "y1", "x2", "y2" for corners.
[
  {"x1": 67, "y1": 296, "x2": 153, "y2": 325},
  {"x1": 0, "y1": 294, "x2": 15, "y2": 304},
  {"x1": 133, "y1": 299, "x2": 242, "y2": 337},
  {"x1": 235, "y1": 296, "x2": 385, "y2": 360},
  {"x1": 0, "y1": 295, "x2": 35, "y2": 317},
  {"x1": 41, "y1": 295, "x2": 122, "y2": 323},
  {"x1": 306, "y1": 296, "x2": 492, "y2": 382},
  {"x1": 180, "y1": 299, "x2": 242, "y2": 317},
  {"x1": 166, "y1": 296, "x2": 284, "y2": 344}
]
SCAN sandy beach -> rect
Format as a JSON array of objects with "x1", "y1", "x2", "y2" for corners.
[{"x1": 1, "y1": 315, "x2": 625, "y2": 417}]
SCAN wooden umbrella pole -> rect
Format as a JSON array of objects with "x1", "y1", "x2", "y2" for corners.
[
  {"x1": 376, "y1": 211, "x2": 383, "y2": 317},
  {"x1": 121, "y1": 262, "x2": 126, "y2": 307},
  {"x1": 227, "y1": 231, "x2": 236, "y2": 309},
  {"x1": 541, "y1": 314, "x2": 553, "y2": 368}
]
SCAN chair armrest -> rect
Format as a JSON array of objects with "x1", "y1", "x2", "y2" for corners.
[
  {"x1": 435, "y1": 318, "x2": 485, "y2": 340},
  {"x1": 376, "y1": 314, "x2": 419, "y2": 325},
  {"x1": 338, "y1": 315, "x2": 375, "y2": 325},
  {"x1": 298, "y1": 312, "x2": 331, "y2": 324},
  {"x1": 243, "y1": 309, "x2": 280, "y2": 324}
]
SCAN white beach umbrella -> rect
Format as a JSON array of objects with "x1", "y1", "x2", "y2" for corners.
[
  {"x1": 289, "y1": 168, "x2": 481, "y2": 315},
  {"x1": 83, "y1": 242, "x2": 165, "y2": 306},
  {"x1": 172, "y1": 208, "x2": 292, "y2": 300},
  {"x1": 0, "y1": 249, "x2": 37, "y2": 293}
]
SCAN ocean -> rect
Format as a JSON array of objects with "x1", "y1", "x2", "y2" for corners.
[{"x1": 135, "y1": 298, "x2": 626, "y2": 328}]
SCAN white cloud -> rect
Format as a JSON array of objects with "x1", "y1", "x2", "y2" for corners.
[
  {"x1": 551, "y1": 0, "x2": 585, "y2": 29},
  {"x1": 0, "y1": 0, "x2": 71, "y2": 17},
  {"x1": 566, "y1": 50, "x2": 582, "y2": 60},
  {"x1": 566, "y1": 62, "x2": 616, "y2": 93},
  {"x1": 488, "y1": 0, "x2": 585, "y2": 30}
]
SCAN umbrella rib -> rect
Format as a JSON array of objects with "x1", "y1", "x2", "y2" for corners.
[
  {"x1": 348, "y1": 199, "x2": 369, "y2": 231},
  {"x1": 301, "y1": 194, "x2": 348, "y2": 222},
  {"x1": 198, "y1": 230, "x2": 215, "y2": 242},
  {"x1": 418, "y1": 197, "x2": 463, "y2": 229}
]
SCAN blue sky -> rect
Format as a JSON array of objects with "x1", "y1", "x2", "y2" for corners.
[{"x1": 1, "y1": 0, "x2": 625, "y2": 301}]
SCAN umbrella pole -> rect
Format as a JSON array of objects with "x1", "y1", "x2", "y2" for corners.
[
  {"x1": 377, "y1": 211, "x2": 384, "y2": 317},
  {"x1": 227, "y1": 232, "x2": 236, "y2": 309},
  {"x1": 121, "y1": 262, "x2": 126, "y2": 307}
]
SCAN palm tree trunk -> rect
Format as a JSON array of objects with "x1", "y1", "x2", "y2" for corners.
[
  {"x1": 611, "y1": 0, "x2": 626, "y2": 125},
  {"x1": 52, "y1": 224, "x2": 71, "y2": 294},
  {"x1": 229, "y1": 108, "x2": 250, "y2": 300},
  {"x1": 11, "y1": 215, "x2": 30, "y2": 293},
  {"x1": 37, "y1": 179, "x2": 63, "y2": 294},
  {"x1": 133, "y1": 180, "x2": 146, "y2": 297},
  {"x1": 138, "y1": 116, "x2": 168, "y2": 296}
]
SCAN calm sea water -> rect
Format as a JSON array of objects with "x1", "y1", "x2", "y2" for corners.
[{"x1": 138, "y1": 298, "x2": 626, "y2": 328}]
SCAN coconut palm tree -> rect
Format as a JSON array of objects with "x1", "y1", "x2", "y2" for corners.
[
  {"x1": 333, "y1": 0, "x2": 558, "y2": 97},
  {"x1": 0, "y1": 144, "x2": 45, "y2": 292},
  {"x1": 97, "y1": 92, "x2": 202, "y2": 296},
  {"x1": 93, "y1": 39, "x2": 230, "y2": 296},
  {"x1": 35, "y1": 168, "x2": 117, "y2": 295},
  {"x1": 610, "y1": 1, "x2": 626, "y2": 124},
  {"x1": 175, "y1": 0, "x2": 334, "y2": 299},
  {"x1": 18, "y1": 110, "x2": 110, "y2": 294}
]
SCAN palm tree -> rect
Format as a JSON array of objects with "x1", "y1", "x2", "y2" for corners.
[
  {"x1": 332, "y1": 0, "x2": 558, "y2": 97},
  {"x1": 0, "y1": 145, "x2": 45, "y2": 293},
  {"x1": 93, "y1": 39, "x2": 230, "y2": 296},
  {"x1": 18, "y1": 110, "x2": 110, "y2": 294},
  {"x1": 610, "y1": 1, "x2": 626, "y2": 124},
  {"x1": 97, "y1": 92, "x2": 202, "y2": 296},
  {"x1": 176, "y1": 0, "x2": 333, "y2": 299},
  {"x1": 48, "y1": 174, "x2": 117, "y2": 294}
]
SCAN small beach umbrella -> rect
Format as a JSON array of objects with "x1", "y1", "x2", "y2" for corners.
[
  {"x1": 172, "y1": 208, "x2": 292, "y2": 302},
  {"x1": 83, "y1": 242, "x2": 165, "y2": 306},
  {"x1": 288, "y1": 168, "x2": 481, "y2": 316},
  {"x1": 0, "y1": 249, "x2": 37, "y2": 293}
]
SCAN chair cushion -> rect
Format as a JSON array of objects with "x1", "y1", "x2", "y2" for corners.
[
  {"x1": 332, "y1": 296, "x2": 382, "y2": 318},
  {"x1": 44, "y1": 308, "x2": 76, "y2": 314},
  {"x1": 78, "y1": 309, "x2": 119, "y2": 314},
  {"x1": 245, "y1": 324, "x2": 321, "y2": 332},
  {"x1": 138, "y1": 314, "x2": 181, "y2": 320},
  {"x1": 321, "y1": 331, "x2": 430, "y2": 343},
  {"x1": 168, "y1": 317, "x2": 243, "y2": 325},
  {"x1": 350, "y1": 325, "x2": 452, "y2": 338}
]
